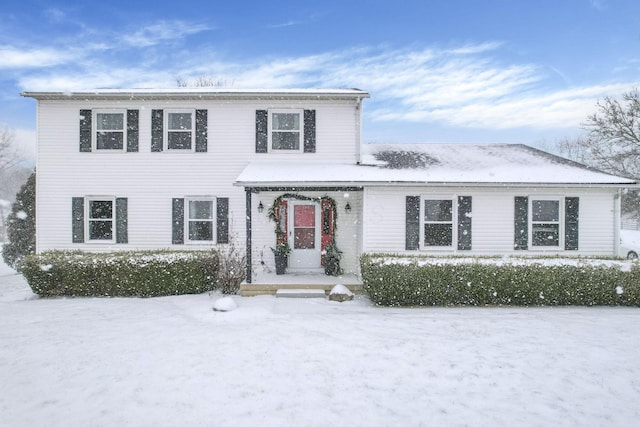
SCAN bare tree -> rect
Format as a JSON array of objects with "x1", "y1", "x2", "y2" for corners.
[
  {"x1": 581, "y1": 89, "x2": 640, "y2": 179},
  {"x1": 0, "y1": 126, "x2": 21, "y2": 174},
  {"x1": 175, "y1": 75, "x2": 234, "y2": 88},
  {"x1": 556, "y1": 89, "x2": 640, "y2": 219},
  {"x1": 0, "y1": 126, "x2": 28, "y2": 242}
]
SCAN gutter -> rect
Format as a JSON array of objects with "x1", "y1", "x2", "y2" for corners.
[{"x1": 21, "y1": 89, "x2": 371, "y2": 101}]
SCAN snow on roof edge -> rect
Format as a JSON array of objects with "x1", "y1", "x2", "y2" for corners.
[{"x1": 21, "y1": 88, "x2": 370, "y2": 100}]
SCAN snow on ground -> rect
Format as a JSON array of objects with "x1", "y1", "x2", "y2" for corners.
[{"x1": 1, "y1": 264, "x2": 640, "y2": 426}]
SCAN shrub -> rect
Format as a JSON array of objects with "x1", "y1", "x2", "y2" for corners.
[
  {"x1": 21, "y1": 250, "x2": 221, "y2": 297},
  {"x1": 215, "y1": 240, "x2": 246, "y2": 294},
  {"x1": 360, "y1": 254, "x2": 640, "y2": 307}
]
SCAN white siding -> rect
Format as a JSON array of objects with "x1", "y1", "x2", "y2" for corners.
[
  {"x1": 363, "y1": 186, "x2": 618, "y2": 256},
  {"x1": 35, "y1": 98, "x2": 360, "y2": 253}
]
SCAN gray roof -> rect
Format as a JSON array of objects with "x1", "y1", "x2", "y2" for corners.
[{"x1": 236, "y1": 143, "x2": 636, "y2": 187}]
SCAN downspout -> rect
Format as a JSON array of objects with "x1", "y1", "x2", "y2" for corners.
[
  {"x1": 614, "y1": 189, "x2": 621, "y2": 257},
  {"x1": 245, "y1": 188, "x2": 253, "y2": 283},
  {"x1": 355, "y1": 97, "x2": 363, "y2": 165}
]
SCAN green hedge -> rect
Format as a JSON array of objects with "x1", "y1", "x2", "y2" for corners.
[
  {"x1": 21, "y1": 250, "x2": 222, "y2": 297},
  {"x1": 361, "y1": 254, "x2": 640, "y2": 307}
]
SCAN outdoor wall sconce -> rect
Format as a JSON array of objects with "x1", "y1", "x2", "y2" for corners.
[
  {"x1": 257, "y1": 201, "x2": 264, "y2": 213},
  {"x1": 345, "y1": 202, "x2": 352, "y2": 213}
]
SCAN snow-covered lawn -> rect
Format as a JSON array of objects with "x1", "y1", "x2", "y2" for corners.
[{"x1": 1, "y1": 264, "x2": 640, "y2": 426}]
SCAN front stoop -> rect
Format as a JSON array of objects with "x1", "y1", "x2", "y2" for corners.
[
  {"x1": 240, "y1": 282, "x2": 364, "y2": 297},
  {"x1": 275, "y1": 289, "x2": 327, "y2": 298}
]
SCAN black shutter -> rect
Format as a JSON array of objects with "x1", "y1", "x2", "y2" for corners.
[
  {"x1": 406, "y1": 196, "x2": 420, "y2": 250},
  {"x1": 116, "y1": 198, "x2": 128, "y2": 244},
  {"x1": 514, "y1": 196, "x2": 529, "y2": 250},
  {"x1": 126, "y1": 110, "x2": 139, "y2": 152},
  {"x1": 303, "y1": 109, "x2": 316, "y2": 153},
  {"x1": 72, "y1": 197, "x2": 84, "y2": 243},
  {"x1": 195, "y1": 109, "x2": 208, "y2": 152},
  {"x1": 79, "y1": 110, "x2": 92, "y2": 152},
  {"x1": 217, "y1": 197, "x2": 229, "y2": 244},
  {"x1": 256, "y1": 110, "x2": 268, "y2": 153},
  {"x1": 151, "y1": 109, "x2": 164, "y2": 152},
  {"x1": 172, "y1": 198, "x2": 184, "y2": 244},
  {"x1": 457, "y1": 196, "x2": 472, "y2": 250},
  {"x1": 565, "y1": 197, "x2": 579, "y2": 250}
]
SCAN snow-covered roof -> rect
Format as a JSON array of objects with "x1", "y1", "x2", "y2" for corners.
[
  {"x1": 235, "y1": 143, "x2": 636, "y2": 187},
  {"x1": 21, "y1": 88, "x2": 370, "y2": 101}
]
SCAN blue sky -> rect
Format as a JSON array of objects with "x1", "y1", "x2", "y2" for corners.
[{"x1": 2, "y1": 0, "x2": 640, "y2": 162}]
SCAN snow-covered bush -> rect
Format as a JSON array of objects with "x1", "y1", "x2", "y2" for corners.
[
  {"x1": 21, "y1": 250, "x2": 220, "y2": 297},
  {"x1": 361, "y1": 254, "x2": 640, "y2": 307},
  {"x1": 2, "y1": 171, "x2": 35, "y2": 270}
]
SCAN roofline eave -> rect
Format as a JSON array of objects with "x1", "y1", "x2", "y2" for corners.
[{"x1": 234, "y1": 180, "x2": 638, "y2": 189}]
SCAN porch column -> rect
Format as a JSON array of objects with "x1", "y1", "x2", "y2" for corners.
[{"x1": 245, "y1": 188, "x2": 252, "y2": 283}]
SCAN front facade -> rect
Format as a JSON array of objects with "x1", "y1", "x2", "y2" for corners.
[{"x1": 23, "y1": 89, "x2": 635, "y2": 284}]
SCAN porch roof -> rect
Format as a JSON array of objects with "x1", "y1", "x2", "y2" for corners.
[{"x1": 235, "y1": 144, "x2": 636, "y2": 188}]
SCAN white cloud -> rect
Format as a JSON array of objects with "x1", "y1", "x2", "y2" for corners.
[
  {"x1": 11, "y1": 34, "x2": 640, "y2": 132},
  {"x1": 0, "y1": 46, "x2": 75, "y2": 69},
  {"x1": 267, "y1": 21, "x2": 301, "y2": 29},
  {"x1": 119, "y1": 20, "x2": 213, "y2": 48}
]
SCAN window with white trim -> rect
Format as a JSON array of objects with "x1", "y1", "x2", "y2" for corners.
[
  {"x1": 530, "y1": 197, "x2": 562, "y2": 247},
  {"x1": 186, "y1": 198, "x2": 214, "y2": 242},
  {"x1": 165, "y1": 110, "x2": 195, "y2": 150},
  {"x1": 86, "y1": 197, "x2": 115, "y2": 242},
  {"x1": 94, "y1": 110, "x2": 126, "y2": 151},
  {"x1": 422, "y1": 197, "x2": 455, "y2": 248},
  {"x1": 269, "y1": 109, "x2": 302, "y2": 151}
]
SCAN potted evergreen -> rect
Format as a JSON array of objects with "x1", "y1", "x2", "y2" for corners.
[
  {"x1": 323, "y1": 241, "x2": 343, "y2": 276},
  {"x1": 271, "y1": 241, "x2": 291, "y2": 275}
]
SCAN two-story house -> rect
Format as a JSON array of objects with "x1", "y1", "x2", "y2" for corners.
[{"x1": 22, "y1": 88, "x2": 635, "y2": 287}]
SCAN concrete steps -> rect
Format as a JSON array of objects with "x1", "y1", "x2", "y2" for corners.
[
  {"x1": 275, "y1": 289, "x2": 327, "y2": 298},
  {"x1": 240, "y1": 283, "x2": 364, "y2": 297}
]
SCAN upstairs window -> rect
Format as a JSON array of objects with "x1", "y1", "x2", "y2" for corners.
[
  {"x1": 80, "y1": 109, "x2": 138, "y2": 152},
  {"x1": 530, "y1": 198, "x2": 561, "y2": 247},
  {"x1": 94, "y1": 110, "x2": 125, "y2": 151},
  {"x1": 166, "y1": 110, "x2": 195, "y2": 150},
  {"x1": 269, "y1": 110, "x2": 302, "y2": 151}
]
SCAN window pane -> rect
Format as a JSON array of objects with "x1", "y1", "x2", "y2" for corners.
[
  {"x1": 168, "y1": 113, "x2": 192, "y2": 130},
  {"x1": 294, "y1": 228, "x2": 315, "y2": 249},
  {"x1": 532, "y1": 224, "x2": 559, "y2": 246},
  {"x1": 97, "y1": 113, "x2": 123, "y2": 130},
  {"x1": 189, "y1": 221, "x2": 213, "y2": 241},
  {"x1": 272, "y1": 113, "x2": 300, "y2": 130},
  {"x1": 168, "y1": 132, "x2": 192, "y2": 150},
  {"x1": 272, "y1": 132, "x2": 300, "y2": 150},
  {"x1": 189, "y1": 200, "x2": 213, "y2": 220},
  {"x1": 532, "y1": 200, "x2": 559, "y2": 222},
  {"x1": 89, "y1": 200, "x2": 113, "y2": 219},
  {"x1": 425, "y1": 200, "x2": 452, "y2": 222},
  {"x1": 96, "y1": 132, "x2": 124, "y2": 150},
  {"x1": 89, "y1": 221, "x2": 113, "y2": 240},
  {"x1": 294, "y1": 205, "x2": 315, "y2": 227},
  {"x1": 424, "y1": 224, "x2": 452, "y2": 246}
]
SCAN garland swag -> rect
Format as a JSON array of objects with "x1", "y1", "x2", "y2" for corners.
[{"x1": 267, "y1": 193, "x2": 338, "y2": 238}]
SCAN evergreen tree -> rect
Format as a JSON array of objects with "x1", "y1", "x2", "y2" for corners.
[{"x1": 2, "y1": 171, "x2": 35, "y2": 270}]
